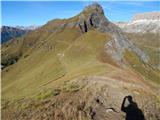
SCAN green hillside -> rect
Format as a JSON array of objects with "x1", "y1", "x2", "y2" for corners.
[{"x1": 2, "y1": 29, "x2": 114, "y2": 100}]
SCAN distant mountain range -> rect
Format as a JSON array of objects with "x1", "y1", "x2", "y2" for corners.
[
  {"x1": 1, "y1": 25, "x2": 40, "y2": 43},
  {"x1": 115, "y1": 12, "x2": 160, "y2": 33},
  {"x1": 132, "y1": 12, "x2": 160, "y2": 21},
  {"x1": 15, "y1": 25, "x2": 40, "y2": 30},
  {"x1": 1, "y1": 26, "x2": 29, "y2": 43}
]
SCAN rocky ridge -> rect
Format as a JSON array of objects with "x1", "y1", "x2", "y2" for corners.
[{"x1": 76, "y1": 3, "x2": 149, "y2": 65}]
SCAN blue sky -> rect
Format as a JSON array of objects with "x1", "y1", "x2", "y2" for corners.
[{"x1": 1, "y1": 1, "x2": 160, "y2": 26}]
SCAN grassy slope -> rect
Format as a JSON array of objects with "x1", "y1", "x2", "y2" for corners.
[
  {"x1": 2, "y1": 29, "x2": 117, "y2": 100},
  {"x1": 126, "y1": 33, "x2": 160, "y2": 67},
  {"x1": 62, "y1": 30, "x2": 111, "y2": 71},
  {"x1": 2, "y1": 26, "x2": 81, "y2": 99},
  {"x1": 1, "y1": 8, "x2": 118, "y2": 100},
  {"x1": 124, "y1": 49, "x2": 160, "y2": 84},
  {"x1": 126, "y1": 33, "x2": 160, "y2": 48},
  {"x1": 2, "y1": 21, "x2": 159, "y2": 100}
]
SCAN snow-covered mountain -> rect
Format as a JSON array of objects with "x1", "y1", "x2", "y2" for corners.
[{"x1": 115, "y1": 12, "x2": 160, "y2": 33}]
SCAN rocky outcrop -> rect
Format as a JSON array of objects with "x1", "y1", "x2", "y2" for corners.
[
  {"x1": 77, "y1": 3, "x2": 149, "y2": 65},
  {"x1": 78, "y1": 3, "x2": 110, "y2": 32},
  {"x1": 77, "y1": 3, "x2": 109, "y2": 33},
  {"x1": 105, "y1": 30, "x2": 149, "y2": 64}
]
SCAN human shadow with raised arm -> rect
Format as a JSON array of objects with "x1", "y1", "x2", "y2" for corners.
[{"x1": 121, "y1": 95, "x2": 145, "y2": 120}]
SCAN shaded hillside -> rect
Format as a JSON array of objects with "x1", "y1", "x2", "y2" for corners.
[
  {"x1": 1, "y1": 26, "x2": 30, "y2": 43},
  {"x1": 1, "y1": 3, "x2": 160, "y2": 120}
]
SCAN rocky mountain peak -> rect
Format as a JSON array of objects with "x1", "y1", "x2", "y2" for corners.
[
  {"x1": 75, "y1": 3, "x2": 149, "y2": 65},
  {"x1": 83, "y1": 2, "x2": 104, "y2": 15},
  {"x1": 77, "y1": 3, "x2": 109, "y2": 33},
  {"x1": 52, "y1": 3, "x2": 107, "y2": 33},
  {"x1": 27, "y1": 2, "x2": 149, "y2": 66}
]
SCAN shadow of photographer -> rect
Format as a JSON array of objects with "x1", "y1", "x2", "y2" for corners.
[{"x1": 121, "y1": 95, "x2": 145, "y2": 120}]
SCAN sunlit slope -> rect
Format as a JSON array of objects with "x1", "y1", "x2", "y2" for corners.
[
  {"x1": 126, "y1": 33, "x2": 160, "y2": 68},
  {"x1": 2, "y1": 3, "x2": 159, "y2": 101},
  {"x1": 2, "y1": 29, "x2": 114, "y2": 99},
  {"x1": 124, "y1": 33, "x2": 160, "y2": 84},
  {"x1": 2, "y1": 27, "x2": 81, "y2": 99},
  {"x1": 62, "y1": 30, "x2": 112, "y2": 70},
  {"x1": 2, "y1": 27, "x2": 160, "y2": 100},
  {"x1": 124, "y1": 49, "x2": 160, "y2": 84}
]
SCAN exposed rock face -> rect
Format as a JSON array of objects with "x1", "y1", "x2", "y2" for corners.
[
  {"x1": 78, "y1": 3, "x2": 109, "y2": 33},
  {"x1": 84, "y1": 3, "x2": 104, "y2": 14},
  {"x1": 77, "y1": 3, "x2": 149, "y2": 65},
  {"x1": 105, "y1": 31, "x2": 149, "y2": 64}
]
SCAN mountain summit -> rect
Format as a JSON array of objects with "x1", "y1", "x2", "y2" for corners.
[
  {"x1": 2, "y1": 3, "x2": 160, "y2": 120},
  {"x1": 84, "y1": 2, "x2": 104, "y2": 14},
  {"x1": 77, "y1": 3, "x2": 149, "y2": 65},
  {"x1": 78, "y1": 3, "x2": 109, "y2": 33}
]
